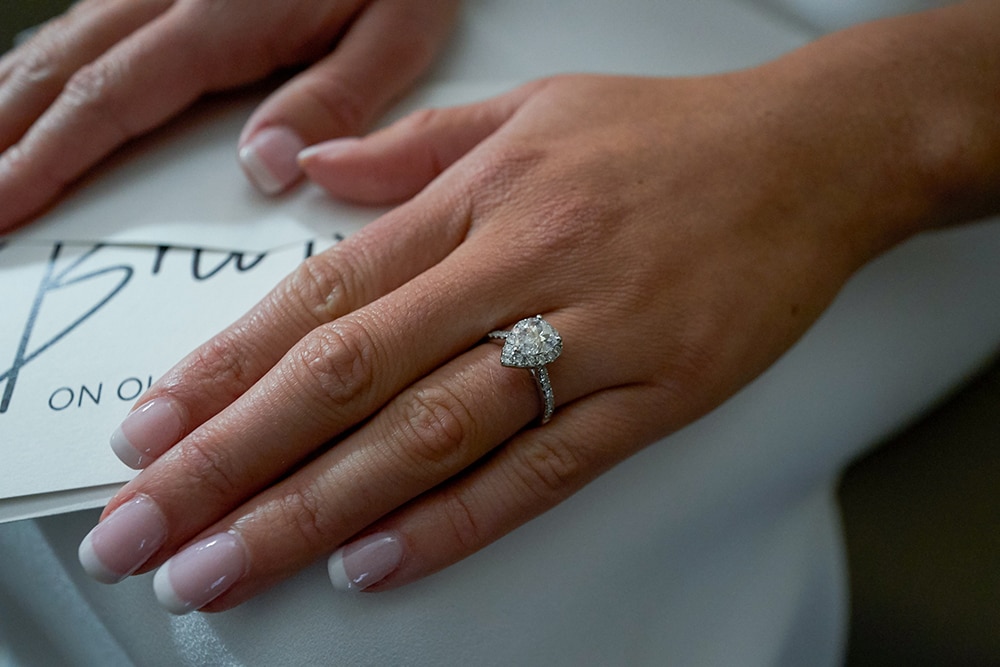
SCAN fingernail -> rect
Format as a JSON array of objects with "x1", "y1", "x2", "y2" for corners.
[
  {"x1": 297, "y1": 137, "x2": 361, "y2": 164},
  {"x1": 328, "y1": 532, "x2": 404, "y2": 592},
  {"x1": 153, "y1": 532, "x2": 247, "y2": 615},
  {"x1": 78, "y1": 495, "x2": 167, "y2": 584},
  {"x1": 110, "y1": 397, "x2": 185, "y2": 470},
  {"x1": 239, "y1": 126, "x2": 306, "y2": 195}
]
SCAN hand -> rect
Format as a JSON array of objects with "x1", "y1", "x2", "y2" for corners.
[
  {"x1": 77, "y1": 65, "x2": 922, "y2": 613},
  {"x1": 79, "y1": 0, "x2": 1000, "y2": 608},
  {"x1": 0, "y1": 0, "x2": 459, "y2": 232}
]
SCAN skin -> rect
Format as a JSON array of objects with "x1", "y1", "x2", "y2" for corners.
[
  {"x1": 0, "y1": 0, "x2": 460, "y2": 230},
  {"x1": 5, "y1": 1, "x2": 1000, "y2": 611}
]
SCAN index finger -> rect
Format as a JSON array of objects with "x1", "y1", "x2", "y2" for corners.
[
  {"x1": 0, "y1": 0, "x2": 171, "y2": 151},
  {"x1": 0, "y1": 6, "x2": 211, "y2": 231}
]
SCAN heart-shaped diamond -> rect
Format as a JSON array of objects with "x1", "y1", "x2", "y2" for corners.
[{"x1": 500, "y1": 316, "x2": 562, "y2": 368}]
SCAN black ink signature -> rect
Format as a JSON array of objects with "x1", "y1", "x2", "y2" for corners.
[
  {"x1": 1, "y1": 243, "x2": 131, "y2": 414},
  {"x1": 0, "y1": 238, "x2": 338, "y2": 414}
]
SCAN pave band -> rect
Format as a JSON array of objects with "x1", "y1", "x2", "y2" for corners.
[{"x1": 488, "y1": 315, "x2": 562, "y2": 424}]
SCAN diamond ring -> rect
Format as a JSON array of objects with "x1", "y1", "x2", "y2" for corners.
[{"x1": 488, "y1": 315, "x2": 563, "y2": 424}]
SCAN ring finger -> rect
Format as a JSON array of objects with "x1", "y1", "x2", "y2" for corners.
[{"x1": 150, "y1": 309, "x2": 621, "y2": 613}]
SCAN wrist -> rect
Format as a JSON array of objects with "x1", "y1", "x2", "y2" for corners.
[{"x1": 756, "y1": 2, "x2": 1000, "y2": 258}]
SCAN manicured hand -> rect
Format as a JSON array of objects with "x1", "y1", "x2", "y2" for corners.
[
  {"x1": 0, "y1": 0, "x2": 459, "y2": 232},
  {"x1": 79, "y1": 1, "x2": 1000, "y2": 611}
]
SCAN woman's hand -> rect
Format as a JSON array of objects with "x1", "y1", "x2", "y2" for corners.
[
  {"x1": 77, "y1": 2, "x2": 1000, "y2": 612},
  {"x1": 0, "y1": 0, "x2": 459, "y2": 232}
]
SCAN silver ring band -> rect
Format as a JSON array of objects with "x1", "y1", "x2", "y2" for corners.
[{"x1": 488, "y1": 315, "x2": 562, "y2": 424}]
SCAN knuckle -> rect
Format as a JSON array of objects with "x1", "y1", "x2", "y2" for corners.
[
  {"x1": 184, "y1": 330, "x2": 254, "y2": 395},
  {"x1": 293, "y1": 320, "x2": 378, "y2": 407},
  {"x1": 281, "y1": 253, "x2": 353, "y2": 325},
  {"x1": 511, "y1": 438, "x2": 585, "y2": 502},
  {"x1": 63, "y1": 60, "x2": 115, "y2": 108},
  {"x1": 175, "y1": 436, "x2": 241, "y2": 500},
  {"x1": 436, "y1": 488, "x2": 486, "y2": 552},
  {"x1": 464, "y1": 142, "x2": 546, "y2": 216},
  {"x1": 275, "y1": 486, "x2": 339, "y2": 552},
  {"x1": 395, "y1": 385, "x2": 474, "y2": 474},
  {"x1": 15, "y1": 40, "x2": 61, "y2": 87},
  {"x1": 474, "y1": 142, "x2": 543, "y2": 189},
  {"x1": 61, "y1": 60, "x2": 130, "y2": 137}
]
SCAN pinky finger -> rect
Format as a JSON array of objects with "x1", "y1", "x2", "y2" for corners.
[{"x1": 328, "y1": 385, "x2": 670, "y2": 592}]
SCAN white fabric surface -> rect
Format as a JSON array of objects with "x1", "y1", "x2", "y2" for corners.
[{"x1": 1, "y1": 1, "x2": 990, "y2": 666}]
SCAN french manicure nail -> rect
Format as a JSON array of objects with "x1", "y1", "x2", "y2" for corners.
[
  {"x1": 78, "y1": 495, "x2": 167, "y2": 584},
  {"x1": 110, "y1": 397, "x2": 184, "y2": 469},
  {"x1": 239, "y1": 126, "x2": 306, "y2": 195},
  {"x1": 297, "y1": 137, "x2": 361, "y2": 164},
  {"x1": 328, "y1": 532, "x2": 404, "y2": 592},
  {"x1": 153, "y1": 532, "x2": 248, "y2": 615}
]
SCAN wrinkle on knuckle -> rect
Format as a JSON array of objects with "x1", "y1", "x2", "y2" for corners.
[
  {"x1": 281, "y1": 254, "x2": 352, "y2": 325},
  {"x1": 395, "y1": 385, "x2": 474, "y2": 474},
  {"x1": 175, "y1": 437, "x2": 241, "y2": 501},
  {"x1": 15, "y1": 41, "x2": 61, "y2": 87},
  {"x1": 436, "y1": 488, "x2": 485, "y2": 552},
  {"x1": 188, "y1": 330, "x2": 252, "y2": 392},
  {"x1": 276, "y1": 486, "x2": 338, "y2": 552},
  {"x1": 293, "y1": 320, "x2": 377, "y2": 407},
  {"x1": 61, "y1": 60, "x2": 130, "y2": 138},
  {"x1": 510, "y1": 438, "x2": 584, "y2": 503},
  {"x1": 471, "y1": 143, "x2": 544, "y2": 197}
]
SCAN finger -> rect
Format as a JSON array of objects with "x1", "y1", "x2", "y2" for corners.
[
  {"x1": 112, "y1": 253, "x2": 538, "y2": 534},
  {"x1": 108, "y1": 193, "x2": 468, "y2": 471},
  {"x1": 148, "y1": 307, "x2": 625, "y2": 612},
  {"x1": 237, "y1": 0, "x2": 461, "y2": 195},
  {"x1": 335, "y1": 385, "x2": 670, "y2": 593},
  {"x1": 86, "y1": 241, "x2": 594, "y2": 597},
  {"x1": 298, "y1": 83, "x2": 541, "y2": 204},
  {"x1": 148, "y1": 343, "x2": 540, "y2": 612},
  {"x1": 108, "y1": 86, "x2": 541, "y2": 473},
  {"x1": 0, "y1": 7, "x2": 220, "y2": 232},
  {"x1": 0, "y1": 0, "x2": 171, "y2": 151}
]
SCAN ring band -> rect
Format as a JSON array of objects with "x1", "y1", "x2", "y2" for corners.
[{"x1": 488, "y1": 315, "x2": 563, "y2": 424}]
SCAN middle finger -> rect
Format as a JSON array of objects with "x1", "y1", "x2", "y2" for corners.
[
  {"x1": 153, "y1": 306, "x2": 617, "y2": 612},
  {"x1": 80, "y1": 221, "x2": 554, "y2": 582}
]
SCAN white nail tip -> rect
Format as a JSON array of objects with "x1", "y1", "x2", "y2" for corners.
[
  {"x1": 296, "y1": 144, "x2": 325, "y2": 163},
  {"x1": 327, "y1": 549, "x2": 352, "y2": 592},
  {"x1": 238, "y1": 144, "x2": 285, "y2": 196},
  {"x1": 297, "y1": 138, "x2": 360, "y2": 165},
  {"x1": 78, "y1": 533, "x2": 125, "y2": 585},
  {"x1": 153, "y1": 561, "x2": 193, "y2": 615},
  {"x1": 109, "y1": 427, "x2": 144, "y2": 470}
]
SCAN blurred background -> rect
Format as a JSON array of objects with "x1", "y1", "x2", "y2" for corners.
[{"x1": 2, "y1": 3, "x2": 997, "y2": 665}]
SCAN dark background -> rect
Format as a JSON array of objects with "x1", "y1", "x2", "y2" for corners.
[{"x1": 2, "y1": 3, "x2": 998, "y2": 665}]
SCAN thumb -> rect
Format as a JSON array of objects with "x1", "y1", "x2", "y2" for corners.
[
  {"x1": 297, "y1": 83, "x2": 539, "y2": 205},
  {"x1": 237, "y1": 0, "x2": 459, "y2": 195}
]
